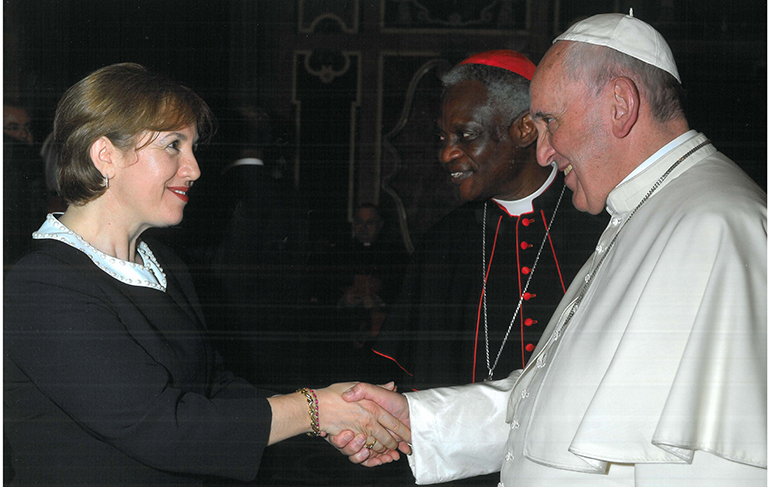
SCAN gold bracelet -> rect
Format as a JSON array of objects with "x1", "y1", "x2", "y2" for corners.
[{"x1": 296, "y1": 388, "x2": 322, "y2": 437}]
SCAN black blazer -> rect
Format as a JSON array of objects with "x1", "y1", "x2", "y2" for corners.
[{"x1": 4, "y1": 237, "x2": 273, "y2": 485}]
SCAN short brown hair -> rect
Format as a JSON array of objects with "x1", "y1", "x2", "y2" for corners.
[{"x1": 54, "y1": 63, "x2": 215, "y2": 205}]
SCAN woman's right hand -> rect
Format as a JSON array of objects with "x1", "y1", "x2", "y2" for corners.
[
  {"x1": 327, "y1": 382, "x2": 411, "y2": 465},
  {"x1": 326, "y1": 430, "x2": 403, "y2": 466},
  {"x1": 314, "y1": 382, "x2": 410, "y2": 456}
]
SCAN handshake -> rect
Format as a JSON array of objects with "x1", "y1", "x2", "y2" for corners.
[{"x1": 309, "y1": 382, "x2": 412, "y2": 466}]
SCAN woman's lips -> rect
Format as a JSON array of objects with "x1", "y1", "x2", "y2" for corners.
[{"x1": 168, "y1": 187, "x2": 189, "y2": 203}]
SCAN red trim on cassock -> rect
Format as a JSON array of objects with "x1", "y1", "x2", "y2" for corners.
[
  {"x1": 516, "y1": 215, "x2": 525, "y2": 369},
  {"x1": 541, "y1": 210, "x2": 566, "y2": 293},
  {"x1": 473, "y1": 215, "x2": 503, "y2": 383}
]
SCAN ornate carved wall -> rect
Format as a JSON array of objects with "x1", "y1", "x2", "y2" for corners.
[
  {"x1": 4, "y1": 0, "x2": 766, "y2": 253},
  {"x1": 242, "y1": 0, "x2": 546, "y2": 249},
  {"x1": 235, "y1": 0, "x2": 764, "y2": 253}
]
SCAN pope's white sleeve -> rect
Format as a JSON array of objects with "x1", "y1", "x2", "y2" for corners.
[{"x1": 405, "y1": 371, "x2": 520, "y2": 485}]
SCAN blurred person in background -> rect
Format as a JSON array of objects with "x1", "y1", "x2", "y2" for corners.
[{"x1": 4, "y1": 99, "x2": 46, "y2": 270}]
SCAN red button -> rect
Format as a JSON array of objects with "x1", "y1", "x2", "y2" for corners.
[
  {"x1": 523, "y1": 292, "x2": 535, "y2": 300},
  {"x1": 521, "y1": 241, "x2": 531, "y2": 250},
  {"x1": 525, "y1": 343, "x2": 535, "y2": 352},
  {"x1": 522, "y1": 218, "x2": 534, "y2": 227},
  {"x1": 524, "y1": 318, "x2": 537, "y2": 327},
  {"x1": 521, "y1": 266, "x2": 531, "y2": 275}
]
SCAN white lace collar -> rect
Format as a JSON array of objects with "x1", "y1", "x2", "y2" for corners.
[{"x1": 33, "y1": 213, "x2": 167, "y2": 292}]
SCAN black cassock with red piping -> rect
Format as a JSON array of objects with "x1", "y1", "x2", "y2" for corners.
[{"x1": 372, "y1": 173, "x2": 607, "y2": 390}]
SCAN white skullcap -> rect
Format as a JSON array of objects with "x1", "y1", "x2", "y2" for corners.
[{"x1": 554, "y1": 12, "x2": 681, "y2": 83}]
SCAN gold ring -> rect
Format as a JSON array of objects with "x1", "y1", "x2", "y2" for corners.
[{"x1": 365, "y1": 439, "x2": 377, "y2": 450}]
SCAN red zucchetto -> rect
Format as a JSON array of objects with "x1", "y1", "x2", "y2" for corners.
[{"x1": 458, "y1": 49, "x2": 536, "y2": 81}]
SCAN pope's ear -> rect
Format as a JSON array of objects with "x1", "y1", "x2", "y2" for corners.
[
  {"x1": 88, "y1": 136, "x2": 117, "y2": 176},
  {"x1": 510, "y1": 112, "x2": 538, "y2": 148},
  {"x1": 610, "y1": 77, "x2": 639, "y2": 138}
]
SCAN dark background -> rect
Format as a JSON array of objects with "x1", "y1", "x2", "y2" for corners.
[{"x1": 6, "y1": 1, "x2": 766, "y2": 233}]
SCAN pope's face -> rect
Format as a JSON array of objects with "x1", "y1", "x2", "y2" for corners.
[
  {"x1": 530, "y1": 43, "x2": 612, "y2": 215},
  {"x1": 110, "y1": 125, "x2": 200, "y2": 233},
  {"x1": 436, "y1": 79, "x2": 524, "y2": 202}
]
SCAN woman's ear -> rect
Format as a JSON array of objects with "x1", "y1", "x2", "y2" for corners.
[
  {"x1": 610, "y1": 77, "x2": 639, "y2": 138},
  {"x1": 89, "y1": 136, "x2": 117, "y2": 178},
  {"x1": 509, "y1": 112, "x2": 538, "y2": 148}
]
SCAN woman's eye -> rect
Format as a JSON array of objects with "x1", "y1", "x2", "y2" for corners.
[{"x1": 167, "y1": 140, "x2": 181, "y2": 151}]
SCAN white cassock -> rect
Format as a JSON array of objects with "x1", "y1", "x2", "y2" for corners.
[{"x1": 405, "y1": 132, "x2": 767, "y2": 486}]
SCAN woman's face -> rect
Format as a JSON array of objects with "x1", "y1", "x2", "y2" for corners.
[{"x1": 110, "y1": 125, "x2": 200, "y2": 233}]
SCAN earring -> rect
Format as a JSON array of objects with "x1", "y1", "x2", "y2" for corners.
[{"x1": 104, "y1": 174, "x2": 109, "y2": 189}]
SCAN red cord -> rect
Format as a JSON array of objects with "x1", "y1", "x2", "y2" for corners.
[{"x1": 371, "y1": 348, "x2": 414, "y2": 377}]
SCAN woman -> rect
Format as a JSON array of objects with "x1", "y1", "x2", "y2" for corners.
[{"x1": 3, "y1": 63, "x2": 408, "y2": 485}]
